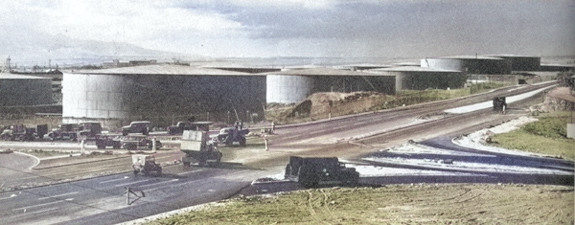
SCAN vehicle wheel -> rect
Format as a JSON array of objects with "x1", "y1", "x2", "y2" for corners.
[
  {"x1": 199, "y1": 160, "x2": 207, "y2": 167},
  {"x1": 133, "y1": 170, "x2": 139, "y2": 176},
  {"x1": 183, "y1": 161, "x2": 191, "y2": 167},
  {"x1": 240, "y1": 138, "x2": 246, "y2": 147},
  {"x1": 97, "y1": 144, "x2": 105, "y2": 149},
  {"x1": 157, "y1": 169, "x2": 162, "y2": 176}
]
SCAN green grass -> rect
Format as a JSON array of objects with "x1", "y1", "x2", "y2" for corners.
[
  {"x1": 145, "y1": 184, "x2": 573, "y2": 225},
  {"x1": 491, "y1": 111, "x2": 575, "y2": 160}
]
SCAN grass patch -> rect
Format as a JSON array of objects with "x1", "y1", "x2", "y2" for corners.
[
  {"x1": 146, "y1": 184, "x2": 573, "y2": 225},
  {"x1": 18, "y1": 149, "x2": 74, "y2": 158},
  {"x1": 491, "y1": 111, "x2": 575, "y2": 160}
]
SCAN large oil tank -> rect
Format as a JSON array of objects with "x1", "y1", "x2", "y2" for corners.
[
  {"x1": 62, "y1": 65, "x2": 266, "y2": 128},
  {"x1": 0, "y1": 73, "x2": 53, "y2": 107},
  {"x1": 266, "y1": 75, "x2": 313, "y2": 104},
  {"x1": 491, "y1": 55, "x2": 541, "y2": 71},
  {"x1": 422, "y1": 56, "x2": 512, "y2": 74}
]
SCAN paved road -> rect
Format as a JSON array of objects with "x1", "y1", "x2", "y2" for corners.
[
  {"x1": 0, "y1": 165, "x2": 275, "y2": 225},
  {"x1": 0, "y1": 82, "x2": 567, "y2": 224}
]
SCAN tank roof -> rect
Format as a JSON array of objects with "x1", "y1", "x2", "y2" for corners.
[
  {"x1": 437, "y1": 55, "x2": 505, "y2": 60},
  {"x1": 69, "y1": 64, "x2": 257, "y2": 76},
  {"x1": 267, "y1": 67, "x2": 394, "y2": 76},
  {"x1": 371, "y1": 66, "x2": 461, "y2": 73}
]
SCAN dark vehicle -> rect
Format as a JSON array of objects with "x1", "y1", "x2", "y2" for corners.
[
  {"x1": 493, "y1": 97, "x2": 507, "y2": 113},
  {"x1": 132, "y1": 154, "x2": 162, "y2": 176},
  {"x1": 122, "y1": 121, "x2": 150, "y2": 136},
  {"x1": 284, "y1": 156, "x2": 360, "y2": 188},
  {"x1": 216, "y1": 127, "x2": 249, "y2": 147},
  {"x1": 120, "y1": 134, "x2": 161, "y2": 150},
  {"x1": 94, "y1": 134, "x2": 121, "y2": 149},
  {"x1": 167, "y1": 121, "x2": 194, "y2": 135},
  {"x1": 1, "y1": 124, "x2": 48, "y2": 141},
  {"x1": 78, "y1": 122, "x2": 102, "y2": 140},
  {"x1": 180, "y1": 122, "x2": 222, "y2": 167},
  {"x1": 47, "y1": 123, "x2": 80, "y2": 141}
]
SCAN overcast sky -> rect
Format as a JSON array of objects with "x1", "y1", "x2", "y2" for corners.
[{"x1": 1, "y1": 0, "x2": 574, "y2": 64}]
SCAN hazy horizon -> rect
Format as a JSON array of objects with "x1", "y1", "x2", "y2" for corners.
[{"x1": 1, "y1": 0, "x2": 574, "y2": 66}]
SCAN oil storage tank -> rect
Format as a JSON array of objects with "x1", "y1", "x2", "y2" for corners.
[
  {"x1": 490, "y1": 55, "x2": 541, "y2": 71},
  {"x1": 0, "y1": 73, "x2": 53, "y2": 107},
  {"x1": 62, "y1": 64, "x2": 266, "y2": 128},
  {"x1": 421, "y1": 55, "x2": 512, "y2": 74}
]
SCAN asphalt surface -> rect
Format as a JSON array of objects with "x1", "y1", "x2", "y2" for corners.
[{"x1": 0, "y1": 82, "x2": 571, "y2": 225}]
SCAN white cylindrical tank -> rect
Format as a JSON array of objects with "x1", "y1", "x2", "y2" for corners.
[
  {"x1": 62, "y1": 73, "x2": 128, "y2": 120},
  {"x1": 0, "y1": 74, "x2": 53, "y2": 106},
  {"x1": 266, "y1": 75, "x2": 313, "y2": 104},
  {"x1": 422, "y1": 56, "x2": 512, "y2": 74}
]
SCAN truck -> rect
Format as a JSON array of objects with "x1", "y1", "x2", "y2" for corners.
[
  {"x1": 47, "y1": 123, "x2": 80, "y2": 141},
  {"x1": 94, "y1": 134, "x2": 122, "y2": 149},
  {"x1": 180, "y1": 122, "x2": 222, "y2": 167},
  {"x1": 0, "y1": 124, "x2": 47, "y2": 141},
  {"x1": 284, "y1": 156, "x2": 360, "y2": 188},
  {"x1": 216, "y1": 127, "x2": 249, "y2": 147},
  {"x1": 120, "y1": 134, "x2": 161, "y2": 150},
  {"x1": 78, "y1": 122, "x2": 102, "y2": 140},
  {"x1": 132, "y1": 154, "x2": 162, "y2": 176},
  {"x1": 167, "y1": 121, "x2": 194, "y2": 135},
  {"x1": 122, "y1": 121, "x2": 150, "y2": 136},
  {"x1": 492, "y1": 97, "x2": 507, "y2": 114}
]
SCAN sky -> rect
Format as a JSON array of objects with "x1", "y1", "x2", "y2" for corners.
[{"x1": 1, "y1": 0, "x2": 574, "y2": 65}]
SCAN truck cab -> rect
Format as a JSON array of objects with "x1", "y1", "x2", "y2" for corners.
[
  {"x1": 284, "y1": 156, "x2": 360, "y2": 188},
  {"x1": 122, "y1": 121, "x2": 150, "y2": 136}
]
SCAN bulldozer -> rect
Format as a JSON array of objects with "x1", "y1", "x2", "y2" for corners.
[
  {"x1": 180, "y1": 121, "x2": 222, "y2": 167},
  {"x1": 132, "y1": 154, "x2": 162, "y2": 176}
]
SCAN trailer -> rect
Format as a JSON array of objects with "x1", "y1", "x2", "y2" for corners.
[{"x1": 180, "y1": 122, "x2": 222, "y2": 167}]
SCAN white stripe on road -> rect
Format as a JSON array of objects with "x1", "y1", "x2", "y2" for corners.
[
  {"x1": 114, "y1": 180, "x2": 149, "y2": 187},
  {"x1": 0, "y1": 194, "x2": 17, "y2": 201},
  {"x1": 13, "y1": 198, "x2": 74, "y2": 211},
  {"x1": 99, "y1": 176, "x2": 129, "y2": 184},
  {"x1": 38, "y1": 191, "x2": 78, "y2": 200},
  {"x1": 139, "y1": 179, "x2": 179, "y2": 188}
]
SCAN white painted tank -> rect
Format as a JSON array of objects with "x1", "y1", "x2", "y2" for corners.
[
  {"x1": 266, "y1": 75, "x2": 313, "y2": 104},
  {"x1": 0, "y1": 74, "x2": 53, "y2": 106},
  {"x1": 62, "y1": 73, "x2": 128, "y2": 120}
]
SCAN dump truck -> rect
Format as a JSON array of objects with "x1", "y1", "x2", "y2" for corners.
[
  {"x1": 284, "y1": 156, "x2": 360, "y2": 188},
  {"x1": 180, "y1": 122, "x2": 222, "y2": 167},
  {"x1": 132, "y1": 154, "x2": 162, "y2": 176}
]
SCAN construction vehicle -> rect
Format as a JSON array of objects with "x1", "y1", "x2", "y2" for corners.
[
  {"x1": 284, "y1": 156, "x2": 360, "y2": 188},
  {"x1": 78, "y1": 122, "x2": 102, "y2": 140},
  {"x1": 180, "y1": 121, "x2": 222, "y2": 167},
  {"x1": 131, "y1": 154, "x2": 162, "y2": 176},
  {"x1": 216, "y1": 126, "x2": 249, "y2": 147},
  {"x1": 493, "y1": 97, "x2": 507, "y2": 114},
  {"x1": 122, "y1": 121, "x2": 150, "y2": 136},
  {"x1": 120, "y1": 134, "x2": 161, "y2": 150},
  {"x1": 47, "y1": 123, "x2": 80, "y2": 141},
  {"x1": 94, "y1": 134, "x2": 122, "y2": 149}
]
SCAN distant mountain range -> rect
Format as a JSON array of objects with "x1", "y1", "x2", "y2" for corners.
[{"x1": 0, "y1": 31, "x2": 200, "y2": 67}]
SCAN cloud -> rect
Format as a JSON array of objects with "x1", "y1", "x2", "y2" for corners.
[{"x1": 1, "y1": 0, "x2": 574, "y2": 61}]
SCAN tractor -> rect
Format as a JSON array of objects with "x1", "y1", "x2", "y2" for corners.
[{"x1": 132, "y1": 154, "x2": 162, "y2": 176}]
